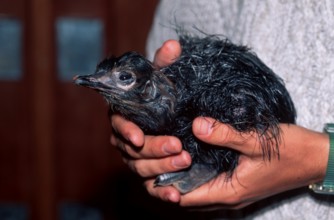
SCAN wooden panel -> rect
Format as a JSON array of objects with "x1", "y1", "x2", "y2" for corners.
[
  {"x1": 106, "y1": 0, "x2": 158, "y2": 56},
  {"x1": 0, "y1": 82, "x2": 31, "y2": 201},
  {"x1": 54, "y1": 0, "x2": 106, "y2": 17},
  {"x1": 0, "y1": 0, "x2": 25, "y2": 16},
  {"x1": 54, "y1": 84, "x2": 126, "y2": 199},
  {"x1": 25, "y1": 0, "x2": 56, "y2": 218},
  {"x1": 0, "y1": 0, "x2": 31, "y2": 204}
]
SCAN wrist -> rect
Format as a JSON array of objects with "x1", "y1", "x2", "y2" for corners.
[
  {"x1": 314, "y1": 132, "x2": 330, "y2": 183},
  {"x1": 309, "y1": 123, "x2": 334, "y2": 194},
  {"x1": 274, "y1": 124, "x2": 328, "y2": 190}
]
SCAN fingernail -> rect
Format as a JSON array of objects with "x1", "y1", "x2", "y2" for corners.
[
  {"x1": 195, "y1": 117, "x2": 213, "y2": 135},
  {"x1": 127, "y1": 133, "x2": 143, "y2": 147},
  {"x1": 172, "y1": 153, "x2": 190, "y2": 168},
  {"x1": 166, "y1": 192, "x2": 179, "y2": 203}
]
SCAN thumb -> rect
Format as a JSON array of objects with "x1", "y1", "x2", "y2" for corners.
[
  {"x1": 153, "y1": 40, "x2": 181, "y2": 68},
  {"x1": 192, "y1": 117, "x2": 258, "y2": 154}
]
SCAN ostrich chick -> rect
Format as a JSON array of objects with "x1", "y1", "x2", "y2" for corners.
[{"x1": 74, "y1": 34, "x2": 296, "y2": 194}]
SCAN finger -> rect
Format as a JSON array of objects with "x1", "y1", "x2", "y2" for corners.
[
  {"x1": 111, "y1": 114, "x2": 144, "y2": 147},
  {"x1": 192, "y1": 117, "x2": 258, "y2": 154},
  {"x1": 119, "y1": 135, "x2": 183, "y2": 159},
  {"x1": 153, "y1": 40, "x2": 181, "y2": 68},
  {"x1": 126, "y1": 150, "x2": 192, "y2": 177},
  {"x1": 144, "y1": 179, "x2": 181, "y2": 203}
]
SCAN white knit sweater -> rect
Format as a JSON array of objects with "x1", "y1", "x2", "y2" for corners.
[{"x1": 146, "y1": 0, "x2": 334, "y2": 219}]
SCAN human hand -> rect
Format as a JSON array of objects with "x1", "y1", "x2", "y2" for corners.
[{"x1": 143, "y1": 117, "x2": 329, "y2": 209}]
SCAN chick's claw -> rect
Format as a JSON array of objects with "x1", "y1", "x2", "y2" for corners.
[{"x1": 154, "y1": 163, "x2": 219, "y2": 194}]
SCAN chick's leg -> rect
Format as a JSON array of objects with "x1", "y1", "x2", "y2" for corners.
[{"x1": 154, "y1": 163, "x2": 218, "y2": 194}]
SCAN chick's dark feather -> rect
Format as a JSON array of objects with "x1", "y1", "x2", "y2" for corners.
[{"x1": 74, "y1": 34, "x2": 296, "y2": 194}]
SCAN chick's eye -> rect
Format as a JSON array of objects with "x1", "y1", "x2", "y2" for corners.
[
  {"x1": 119, "y1": 71, "x2": 133, "y2": 81},
  {"x1": 115, "y1": 71, "x2": 135, "y2": 90}
]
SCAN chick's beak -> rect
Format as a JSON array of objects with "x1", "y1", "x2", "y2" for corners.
[{"x1": 73, "y1": 74, "x2": 111, "y2": 92}]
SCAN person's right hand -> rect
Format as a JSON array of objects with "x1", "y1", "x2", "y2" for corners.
[{"x1": 144, "y1": 119, "x2": 329, "y2": 209}]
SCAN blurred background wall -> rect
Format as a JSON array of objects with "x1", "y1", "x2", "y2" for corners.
[{"x1": 0, "y1": 0, "x2": 192, "y2": 219}]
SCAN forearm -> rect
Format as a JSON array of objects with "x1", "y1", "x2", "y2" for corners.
[{"x1": 279, "y1": 124, "x2": 329, "y2": 187}]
